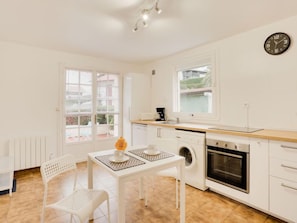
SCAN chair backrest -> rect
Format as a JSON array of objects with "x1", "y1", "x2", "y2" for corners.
[{"x1": 40, "y1": 154, "x2": 77, "y2": 184}]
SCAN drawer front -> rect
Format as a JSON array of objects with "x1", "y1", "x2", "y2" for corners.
[
  {"x1": 270, "y1": 141, "x2": 297, "y2": 162},
  {"x1": 270, "y1": 176, "x2": 297, "y2": 223},
  {"x1": 270, "y1": 158, "x2": 297, "y2": 182}
]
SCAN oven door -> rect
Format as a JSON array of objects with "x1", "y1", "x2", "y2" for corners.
[{"x1": 207, "y1": 146, "x2": 249, "y2": 193}]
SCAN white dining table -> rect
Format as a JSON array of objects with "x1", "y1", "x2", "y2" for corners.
[{"x1": 87, "y1": 146, "x2": 185, "y2": 223}]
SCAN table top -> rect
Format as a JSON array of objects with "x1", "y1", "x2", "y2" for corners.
[{"x1": 88, "y1": 147, "x2": 184, "y2": 179}]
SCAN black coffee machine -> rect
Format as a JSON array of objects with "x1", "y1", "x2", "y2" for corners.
[{"x1": 156, "y1": 107, "x2": 166, "y2": 121}]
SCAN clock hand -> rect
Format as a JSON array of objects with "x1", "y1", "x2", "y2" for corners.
[{"x1": 276, "y1": 38, "x2": 285, "y2": 45}]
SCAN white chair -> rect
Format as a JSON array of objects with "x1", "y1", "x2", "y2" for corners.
[{"x1": 40, "y1": 154, "x2": 110, "y2": 223}]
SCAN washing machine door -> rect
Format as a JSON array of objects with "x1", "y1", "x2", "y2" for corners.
[{"x1": 178, "y1": 144, "x2": 196, "y2": 170}]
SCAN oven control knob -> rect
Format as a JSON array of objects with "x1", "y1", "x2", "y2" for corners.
[
  {"x1": 216, "y1": 142, "x2": 219, "y2": 146},
  {"x1": 225, "y1": 143, "x2": 228, "y2": 147},
  {"x1": 235, "y1": 145, "x2": 238, "y2": 150}
]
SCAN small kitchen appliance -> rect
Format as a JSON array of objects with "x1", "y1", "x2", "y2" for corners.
[{"x1": 156, "y1": 107, "x2": 166, "y2": 121}]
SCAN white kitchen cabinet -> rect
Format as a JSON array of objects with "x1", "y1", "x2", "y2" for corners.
[
  {"x1": 147, "y1": 125, "x2": 175, "y2": 144},
  {"x1": 132, "y1": 124, "x2": 148, "y2": 146},
  {"x1": 248, "y1": 138, "x2": 269, "y2": 211},
  {"x1": 269, "y1": 140, "x2": 297, "y2": 223}
]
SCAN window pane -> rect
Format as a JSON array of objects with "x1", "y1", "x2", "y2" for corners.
[
  {"x1": 66, "y1": 70, "x2": 79, "y2": 84},
  {"x1": 97, "y1": 100, "x2": 107, "y2": 112},
  {"x1": 80, "y1": 71, "x2": 92, "y2": 85},
  {"x1": 97, "y1": 86, "x2": 107, "y2": 97},
  {"x1": 107, "y1": 99, "x2": 118, "y2": 112},
  {"x1": 80, "y1": 115, "x2": 91, "y2": 126},
  {"x1": 65, "y1": 116, "x2": 78, "y2": 143},
  {"x1": 66, "y1": 128, "x2": 79, "y2": 143},
  {"x1": 65, "y1": 115, "x2": 92, "y2": 143},
  {"x1": 66, "y1": 116, "x2": 78, "y2": 125},
  {"x1": 80, "y1": 126, "x2": 92, "y2": 141},
  {"x1": 96, "y1": 114, "x2": 107, "y2": 124},
  {"x1": 178, "y1": 64, "x2": 212, "y2": 113}
]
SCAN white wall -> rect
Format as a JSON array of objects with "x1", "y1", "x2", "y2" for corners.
[
  {"x1": 144, "y1": 16, "x2": 297, "y2": 131},
  {"x1": 0, "y1": 41, "x2": 143, "y2": 156}
]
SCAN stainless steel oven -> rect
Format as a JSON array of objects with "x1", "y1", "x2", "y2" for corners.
[{"x1": 206, "y1": 139, "x2": 250, "y2": 193}]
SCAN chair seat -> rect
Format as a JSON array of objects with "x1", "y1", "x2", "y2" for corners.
[{"x1": 48, "y1": 189, "x2": 109, "y2": 221}]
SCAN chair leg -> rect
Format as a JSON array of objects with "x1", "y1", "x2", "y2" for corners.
[
  {"x1": 107, "y1": 199, "x2": 111, "y2": 223},
  {"x1": 40, "y1": 209, "x2": 45, "y2": 223},
  {"x1": 144, "y1": 176, "x2": 150, "y2": 207},
  {"x1": 176, "y1": 178, "x2": 179, "y2": 209}
]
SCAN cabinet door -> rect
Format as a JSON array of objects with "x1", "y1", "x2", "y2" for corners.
[
  {"x1": 159, "y1": 127, "x2": 175, "y2": 138},
  {"x1": 147, "y1": 125, "x2": 175, "y2": 143},
  {"x1": 132, "y1": 124, "x2": 147, "y2": 146},
  {"x1": 270, "y1": 140, "x2": 297, "y2": 162},
  {"x1": 147, "y1": 125, "x2": 158, "y2": 144},
  {"x1": 249, "y1": 138, "x2": 269, "y2": 211},
  {"x1": 270, "y1": 158, "x2": 297, "y2": 181},
  {"x1": 270, "y1": 176, "x2": 297, "y2": 222}
]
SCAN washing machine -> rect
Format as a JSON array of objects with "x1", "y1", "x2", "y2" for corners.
[{"x1": 175, "y1": 129, "x2": 208, "y2": 191}]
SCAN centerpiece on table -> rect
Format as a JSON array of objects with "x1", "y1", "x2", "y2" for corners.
[{"x1": 113, "y1": 137, "x2": 128, "y2": 162}]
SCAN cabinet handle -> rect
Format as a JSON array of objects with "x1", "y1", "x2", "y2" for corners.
[
  {"x1": 157, "y1": 128, "x2": 161, "y2": 137},
  {"x1": 281, "y1": 183, "x2": 297, "y2": 191},
  {"x1": 281, "y1": 164, "x2": 297, "y2": 171},
  {"x1": 280, "y1": 144, "x2": 297, "y2": 150}
]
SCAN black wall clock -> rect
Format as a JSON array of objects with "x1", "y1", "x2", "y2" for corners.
[{"x1": 264, "y1": 32, "x2": 291, "y2": 55}]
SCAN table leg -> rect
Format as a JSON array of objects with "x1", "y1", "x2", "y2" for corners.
[
  {"x1": 87, "y1": 156, "x2": 94, "y2": 220},
  {"x1": 139, "y1": 177, "x2": 144, "y2": 200},
  {"x1": 179, "y1": 161, "x2": 185, "y2": 223},
  {"x1": 87, "y1": 156, "x2": 93, "y2": 189},
  {"x1": 117, "y1": 179, "x2": 125, "y2": 223}
]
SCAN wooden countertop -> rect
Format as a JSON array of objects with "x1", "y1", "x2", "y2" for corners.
[{"x1": 132, "y1": 120, "x2": 297, "y2": 143}]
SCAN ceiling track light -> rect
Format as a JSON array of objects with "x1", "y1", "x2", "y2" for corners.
[{"x1": 132, "y1": 0, "x2": 162, "y2": 32}]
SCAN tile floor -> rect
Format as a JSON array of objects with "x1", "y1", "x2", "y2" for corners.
[{"x1": 0, "y1": 162, "x2": 286, "y2": 223}]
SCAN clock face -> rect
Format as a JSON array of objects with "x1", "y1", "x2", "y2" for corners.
[{"x1": 264, "y1": 32, "x2": 291, "y2": 55}]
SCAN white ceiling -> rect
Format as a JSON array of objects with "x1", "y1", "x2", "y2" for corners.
[{"x1": 1, "y1": 0, "x2": 297, "y2": 63}]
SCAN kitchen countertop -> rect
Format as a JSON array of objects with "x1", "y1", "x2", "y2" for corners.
[{"x1": 132, "y1": 120, "x2": 297, "y2": 143}]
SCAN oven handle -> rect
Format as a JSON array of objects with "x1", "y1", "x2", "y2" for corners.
[{"x1": 207, "y1": 148, "x2": 243, "y2": 159}]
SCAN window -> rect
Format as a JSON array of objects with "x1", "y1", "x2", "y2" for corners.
[
  {"x1": 174, "y1": 56, "x2": 217, "y2": 118},
  {"x1": 64, "y1": 69, "x2": 120, "y2": 143}
]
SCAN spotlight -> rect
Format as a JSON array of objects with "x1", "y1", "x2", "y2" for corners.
[
  {"x1": 132, "y1": 0, "x2": 162, "y2": 32},
  {"x1": 155, "y1": 2, "x2": 162, "y2": 14},
  {"x1": 132, "y1": 26, "x2": 138, "y2": 32},
  {"x1": 142, "y1": 10, "x2": 149, "y2": 21}
]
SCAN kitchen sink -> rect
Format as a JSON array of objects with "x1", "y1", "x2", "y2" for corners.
[{"x1": 153, "y1": 120, "x2": 181, "y2": 125}]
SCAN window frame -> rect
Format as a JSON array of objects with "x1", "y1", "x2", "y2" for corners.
[
  {"x1": 173, "y1": 52, "x2": 219, "y2": 121},
  {"x1": 63, "y1": 67, "x2": 121, "y2": 144}
]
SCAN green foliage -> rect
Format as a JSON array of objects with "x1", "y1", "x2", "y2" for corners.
[{"x1": 180, "y1": 75, "x2": 211, "y2": 90}]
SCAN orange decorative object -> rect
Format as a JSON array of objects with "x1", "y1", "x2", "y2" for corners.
[{"x1": 115, "y1": 137, "x2": 127, "y2": 151}]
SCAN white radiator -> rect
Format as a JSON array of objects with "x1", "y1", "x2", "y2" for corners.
[{"x1": 9, "y1": 136, "x2": 48, "y2": 171}]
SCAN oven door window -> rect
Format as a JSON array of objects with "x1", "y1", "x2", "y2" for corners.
[{"x1": 207, "y1": 147, "x2": 248, "y2": 192}]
